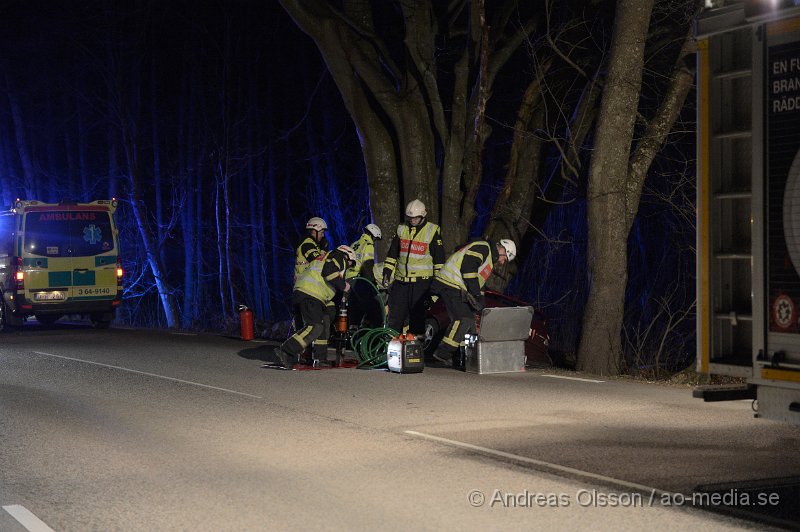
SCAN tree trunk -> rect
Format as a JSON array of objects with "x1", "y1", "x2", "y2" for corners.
[
  {"x1": 5, "y1": 76, "x2": 38, "y2": 199},
  {"x1": 77, "y1": 104, "x2": 89, "y2": 202},
  {"x1": 181, "y1": 185, "x2": 196, "y2": 328},
  {"x1": 224, "y1": 176, "x2": 235, "y2": 316},
  {"x1": 393, "y1": 96, "x2": 438, "y2": 219},
  {"x1": 440, "y1": 50, "x2": 470, "y2": 251},
  {"x1": 113, "y1": 62, "x2": 180, "y2": 329},
  {"x1": 178, "y1": 65, "x2": 197, "y2": 328},
  {"x1": 122, "y1": 126, "x2": 181, "y2": 329},
  {"x1": 193, "y1": 159, "x2": 204, "y2": 324},
  {"x1": 577, "y1": 0, "x2": 654, "y2": 376},
  {"x1": 458, "y1": 0, "x2": 490, "y2": 247},
  {"x1": 107, "y1": 90, "x2": 120, "y2": 200},
  {"x1": 0, "y1": 135, "x2": 13, "y2": 206},
  {"x1": 319, "y1": 23, "x2": 400, "y2": 258},
  {"x1": 268, "y1": 143, "x2": 281, "y2": 309},
  {"x1": 214, "y1": 182, "x2": 230, "y2": 322},
  {"x1": 151, "y1": 64, "x2": 166, "y2": 268}
]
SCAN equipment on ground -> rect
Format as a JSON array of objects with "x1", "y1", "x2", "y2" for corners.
[
  {"x1": 238, "y1": 304, "x2": 254, "y2": 341},
  {"x1": 464, "y1": 306, "x2": 533, "y2": 374},
  {"x1": 332, "y1": 292, "x2": 350, "y2": 367},
  {"x1": 387, "y1": 333, "x2": 424, "y2": 373}
]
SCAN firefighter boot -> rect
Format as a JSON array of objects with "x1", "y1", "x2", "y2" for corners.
[
  {"x1": 312, "y1": 348, "x2": 331, "y2": 368},
  {"x1": 263, "y1": 347, "x2": 296, "y2": 370},
  {"x1": 432, "y1": 349, "x2": 453, "y2": 368}
]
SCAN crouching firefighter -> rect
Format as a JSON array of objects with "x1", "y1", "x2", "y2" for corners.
[
  {"x1": 269, "y1": 245, "x2": 358, "y2": 369},
  {"x1": 430, "y1": 239, "x2": 516, "y2": 367}
]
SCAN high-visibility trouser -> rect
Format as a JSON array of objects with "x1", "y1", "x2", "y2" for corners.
[
  {"x1": 282, "y1": 293, "x2": 331, "y2": 359},
  {"x1": 434, "y1": 282, "x2": 476, "y2": 355},
  {"x1": 387, "y1": 278, "x2": 431, "y2": 335},
  {"x1": 316, "y1": 301, "x2": 336, "y2": 359}
]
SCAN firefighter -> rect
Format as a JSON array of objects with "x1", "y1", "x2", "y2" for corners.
[
  {"x1": 269, "y1": 245, "x2": 358, "y2": 369},
  {"x1": 292, "y1": 217, "x2": 329, "y2": 341},
  {"x1": 381, "y1": 199, "x2": 445, "y2": 336},
  {"x1": 345, "y1": 223, "x2": 381, "y2": 282},
  {"x1": 345, "y1": 223, "x2": 382, "y2": 327},
  {"x1": 295, "y1": 217, "x2": 329, "y2": 281},
  {"x1": 430, "y1": 238, "x2": 517, "y2": 367}
]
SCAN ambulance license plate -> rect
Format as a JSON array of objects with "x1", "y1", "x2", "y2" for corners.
[{"x1": 34, "y1": 291, "x2": 65, "y2": 301}]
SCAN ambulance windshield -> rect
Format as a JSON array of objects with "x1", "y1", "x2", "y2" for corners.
[{"x1": 24, "y1": 211, "x2": 115, "y2": 257}]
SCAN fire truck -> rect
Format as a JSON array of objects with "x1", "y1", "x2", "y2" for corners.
[{"x1": 694, "y1": 0, "x2": 800, "y2": 423}]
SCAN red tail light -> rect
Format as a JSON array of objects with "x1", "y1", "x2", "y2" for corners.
[{"x1": 14, "y1": 257, "x2": 24, "y2": 290}]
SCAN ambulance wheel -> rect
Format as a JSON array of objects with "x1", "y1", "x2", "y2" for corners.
[
  {"x1": 0, "y1": 298, "x2": 9, "y2": 332},
  {"x1": 0, "y1": 299, "x2": 22, "y2": 331},
  {"x1": 36, "y1": 314, "x2": 60, "y2": 325}
]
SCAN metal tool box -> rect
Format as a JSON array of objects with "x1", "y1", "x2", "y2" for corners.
[{"x1": 464, "y1": 306, "x2": 532, "y2": 374}]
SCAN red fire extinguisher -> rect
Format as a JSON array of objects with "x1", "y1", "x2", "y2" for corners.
[{"x1": 238, "y1": 304, "x2": 254, "y2": 341}]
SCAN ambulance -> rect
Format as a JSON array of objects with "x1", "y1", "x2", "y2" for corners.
[{"x1": 0, "y1": 199, "x2": 123, "y2": 329}]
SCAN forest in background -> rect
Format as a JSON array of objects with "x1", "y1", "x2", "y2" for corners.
[{"x1": 0, "y1": 1, "x2": 699, "y2": 376}]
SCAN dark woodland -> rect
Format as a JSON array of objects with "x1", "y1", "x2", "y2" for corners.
[{"x1": 0, "y1": 0, "x2": 702, "y2": 376}]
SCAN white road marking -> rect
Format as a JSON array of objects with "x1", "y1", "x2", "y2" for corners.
[
  {"x1": 540, "y1": 374, "x2": 605, "y2": 383},
  {"x1": 404, "y1": 430, "x2": 671, "y2": 497},
  {"x1": 32, "y1": 351, "x2": 263, "y2": 399},
  {"x1": 169, "y1": 332, "x2": 197, "y2": 336},
  {"x1": 2, "y1": 505, "x2": 55, "y2": 532}
]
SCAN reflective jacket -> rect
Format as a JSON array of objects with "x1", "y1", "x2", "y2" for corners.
[
  {"x1": 345, "y1": 233, "x2": 376, "y2": 281},
  {"x1": 294, "y1": 235, "x2": 327, "y2": 281},
  {"x1": 294, "y1": 249, "x2": 348, "y2": 304},
  {"x1": 435, "y1": 240, "x2": 494, "y2": 299},
  {"x1": 383, "y1": 220, "x2": 444, "y2": 282}
]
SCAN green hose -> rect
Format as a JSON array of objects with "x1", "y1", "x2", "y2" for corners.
[
  {"x1": 350, "y1": 326, "x2": 399, "y2": 368},
  {"x1": 346, "y1": 276, "x2": 395, "y2": 368}
]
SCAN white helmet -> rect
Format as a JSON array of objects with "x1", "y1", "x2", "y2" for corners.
[
  {"x1": 498, "y1": 239, "x2": 517, "y2": 261},
  {"x1": 405, "y1": 199, "x2": 427, "y2": 218},
  {"x1": 365, "y1": 223, "x2": 382, "y2": 239},
  {"x1": 336, "y1": 245, "x2": 357, "y2": 263},
  {"x1": 306, "y1": 217, "x2": 327, "y2": 231}
]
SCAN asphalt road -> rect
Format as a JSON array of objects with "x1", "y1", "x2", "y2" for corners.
[{"x1": 1, "y1": 322, "x2": 798, "y2": 531}]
